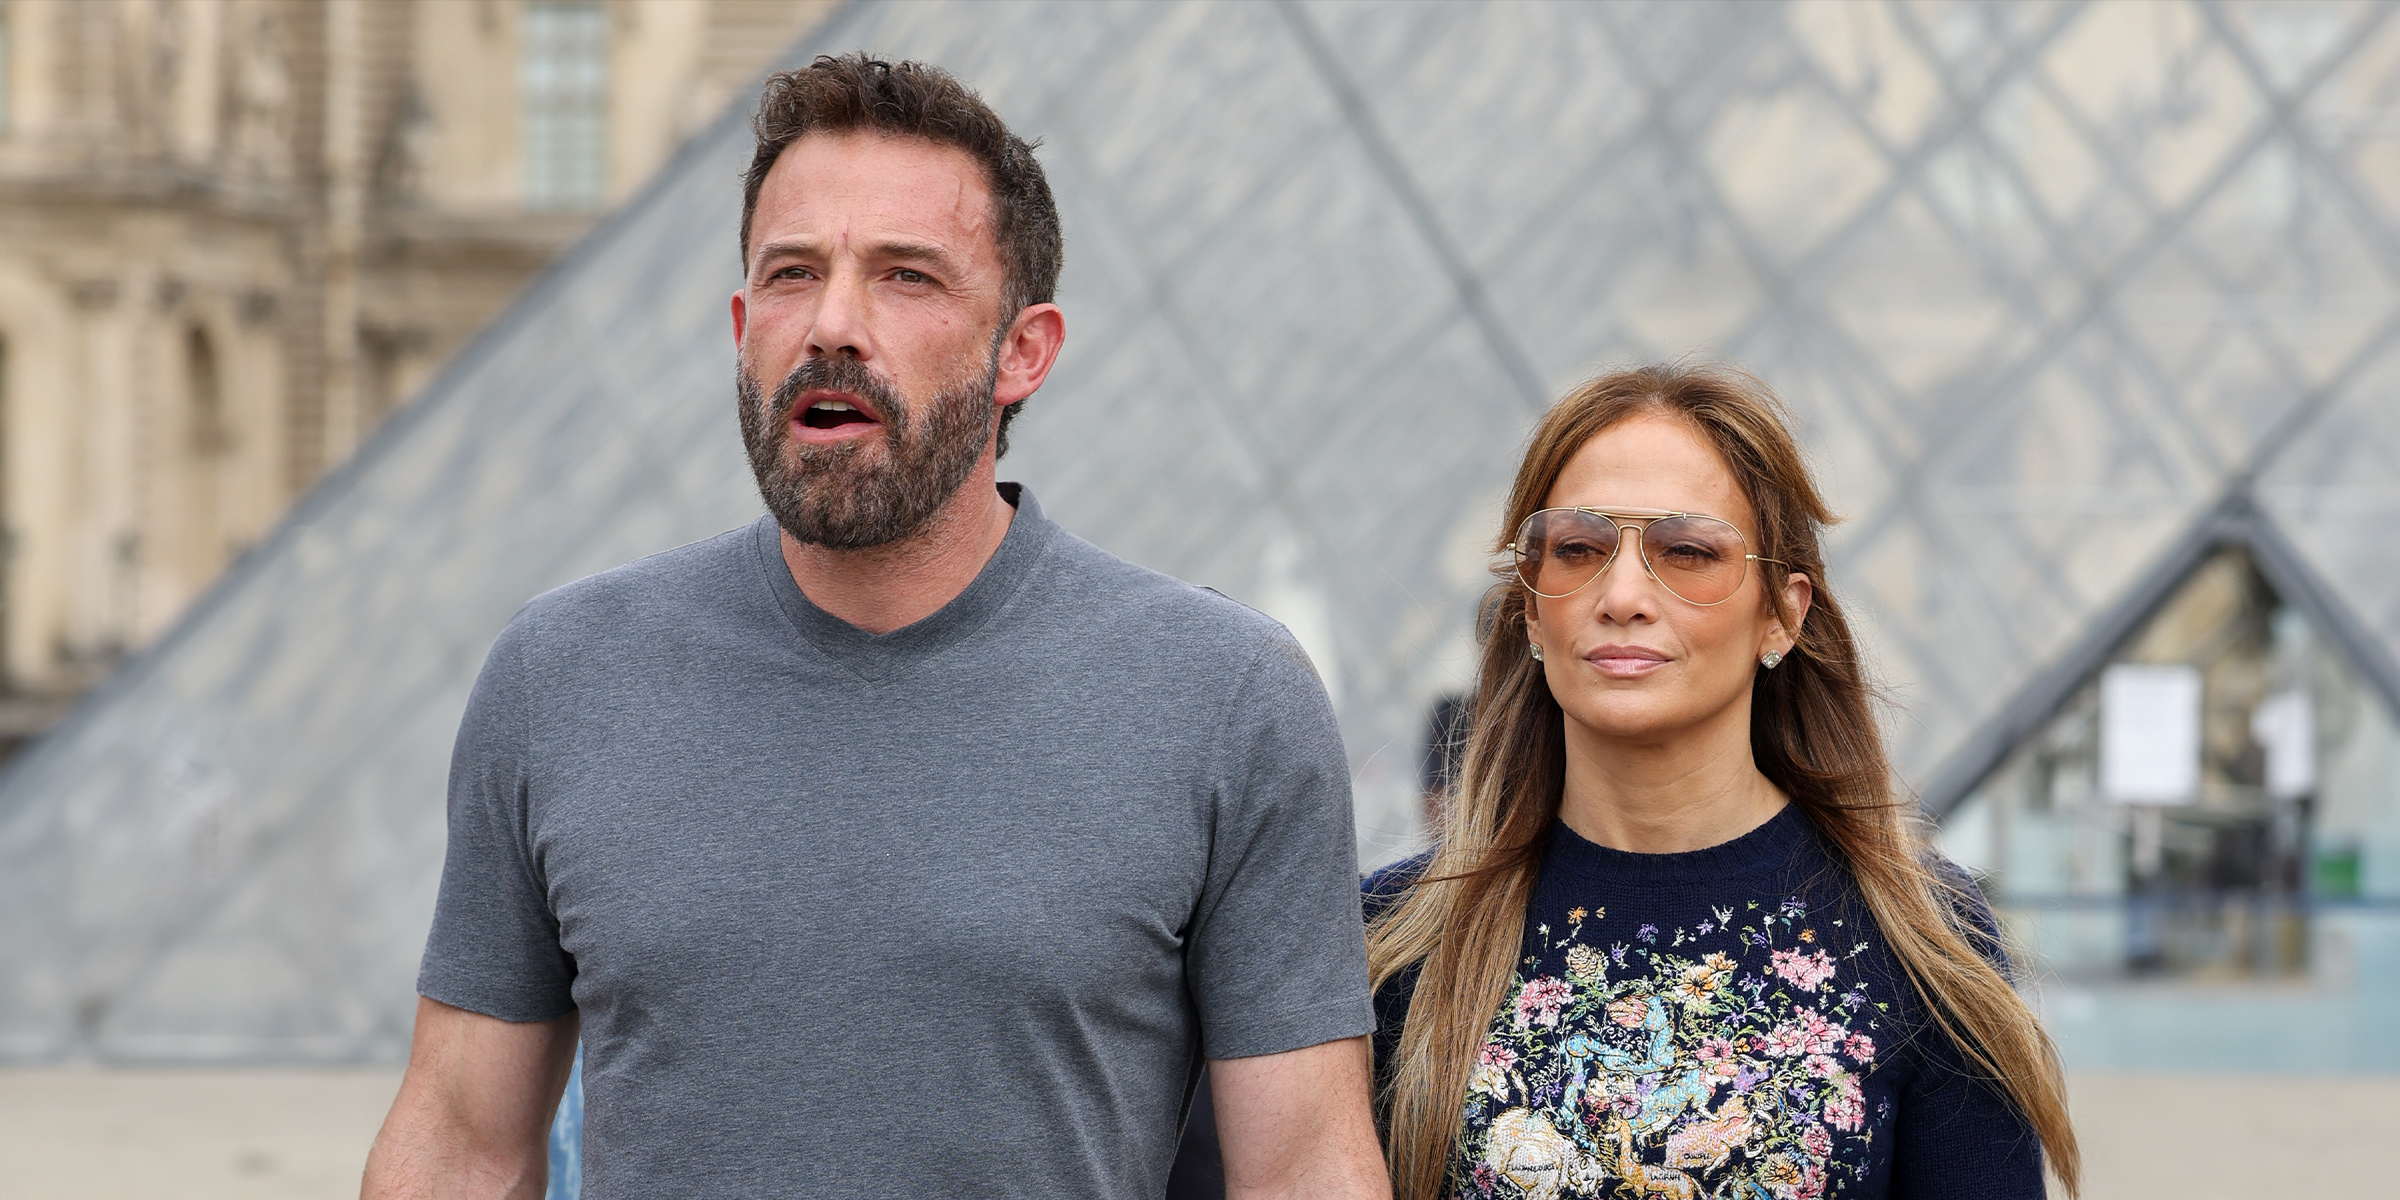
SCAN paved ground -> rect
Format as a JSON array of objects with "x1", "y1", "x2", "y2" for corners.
[
  {"x1": 0, "y1": 1067, "x2": 401, "y2": 1200},
  {"x1": 0, "y1": 1067, "x2": 2393, "y2": 1197},
  {"x1": 2062, "y1": 1072, "x2": 2396, "y2": 1198}
]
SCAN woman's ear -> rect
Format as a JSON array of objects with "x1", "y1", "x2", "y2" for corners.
[{"x1": 1766, "y1": 571, "x2": 1813, "y2": 658}]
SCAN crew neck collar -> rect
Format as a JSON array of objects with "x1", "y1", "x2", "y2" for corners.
[
  {"x1": 750, "y1": 482, "x2": 1053, "y2": 682},
  {"x1": 1545, "y1": 802, "x2": 1811, "y2": 885}
]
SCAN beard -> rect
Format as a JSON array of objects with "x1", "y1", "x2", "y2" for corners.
[{"x1": 738, "y1": 348, "x2": 999, "y2": 551}]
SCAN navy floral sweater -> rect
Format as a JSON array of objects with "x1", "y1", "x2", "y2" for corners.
[{"x1": 1366, "y1": 806, "x2": 2045, "y2": 1200}]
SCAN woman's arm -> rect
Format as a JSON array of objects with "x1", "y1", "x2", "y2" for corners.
[{"x1": 1887, "y1": 1044, "x2": 2049, "y2": 1198}]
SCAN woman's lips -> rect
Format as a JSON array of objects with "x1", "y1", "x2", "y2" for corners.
[{"x1": 1585, "y1": 643, "x2": 1670, "y2": 678}]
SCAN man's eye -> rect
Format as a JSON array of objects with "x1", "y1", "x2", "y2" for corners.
[
  {"x1": 773, "y1": 266, "x2": 813, "y2": 281},
  {"x1": 894, "y1": 269, "x2": 929, "y2": 284}
]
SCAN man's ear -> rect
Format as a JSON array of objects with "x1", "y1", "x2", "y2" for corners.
[
  {"x1": 730, "y1": 292, "x2": 748, "y2": 348},
  {"x1": 993, "y1": 302, "x2": 1066, "y2": 409}
]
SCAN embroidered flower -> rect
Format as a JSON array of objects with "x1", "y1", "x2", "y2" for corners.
[
  {"x1": 1762, "y1": 1023, "x2": 1806, "y2": 1057},
  {"x1": 1469, "y1": 1043, "x2": 1517, "y2": 1100},
  {"x1": 1565, "y1": 944, "x2": 1608, "y2": 983},
  {"x1": 1843, "y1": 1031, "x2": 1877, "y2": 1063},
  {"x1": 1696, "y1": 1037, "x2": 1741, "y2": 1078},
  {"x1": 1637, "y1": 923, "x2": 1660, "y2": 943},
  {"x1": 1798, "y1": 928, "x2": 1816, "y2": 943},
  {"x1": 1470, "y1": 1161, "x2": 1498, "y2": 1196},
  {"x1": 1674, "y1": 958, "x2": 1729, "y2": 1006},
  {"x1": 1771, "y1": 947, "x2": 1837, "y2": 991},
  {"x1": 1606, "y1": 996, "x2": 1651, "y2": 1029},
  {"x1": 1804, "y1": 1053, "x2": 1843, "y2": 1080},
  {"x1": 1513, "y1": 976, "x2": 1572, "y2": 1029},
  {"x1": 1797, "y1": 1008, "x2": 1841, "y2": 1055},
  {"x1": 1567, "y1": 906, "x2": 1587, "y2": 923},
  {"x1": 1801, "y1": 1121, "x2": 1832, "y2": 1160},
  {"x1": 1824, "y1": 1072, "x2": 1866, "y2": 1132},
  {"x1": 1758, "y1": 1153, "x2": 1805, "y2": 1197}
]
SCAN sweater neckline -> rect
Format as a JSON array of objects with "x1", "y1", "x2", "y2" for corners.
[
  {"x1": 749, "y1": 482, "x2": 1054, "y2": 682},
  {"x1": 1543, "y1": 803, "x2": 1811, "y2": 885}
]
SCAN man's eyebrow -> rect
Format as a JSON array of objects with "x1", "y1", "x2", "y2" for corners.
[
  {"x1": 749, "y1": 238, "x2": 966, "y2": 276},
  {"x1": 751, "y1": 238, "x2": 819, "y2": 263},
  {"x1": 864, "y1": 239, "x2": 965, "y2": 274}
]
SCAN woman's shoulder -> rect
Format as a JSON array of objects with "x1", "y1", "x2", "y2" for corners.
[
  {"x1": 1923, "y1": 851, "x2": 2014, "y2": 978},
  {"x1": 1362, "y1": 849, "x2": 1434, "y2": 923}
]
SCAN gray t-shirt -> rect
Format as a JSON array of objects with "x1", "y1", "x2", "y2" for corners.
[{"x1": 417, "y1": 485, "x2": 1373, "y2": 1198}]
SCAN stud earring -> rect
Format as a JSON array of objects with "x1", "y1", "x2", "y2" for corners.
[
  {"x1": 1529, "y1": 642, "x2": 1545, "y2": 662},
  {"x1": 1760, "y1": 651, "x2": 1783, "y2": 669}
]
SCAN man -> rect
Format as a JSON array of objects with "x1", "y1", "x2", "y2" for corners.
[{"x1": 361, "y1": 55, "x2": 1388, "y2": 1199}]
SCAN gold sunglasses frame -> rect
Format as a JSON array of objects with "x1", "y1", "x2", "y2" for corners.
[{"x1": 1506, "y1": 507, "x2": 1788, "y2": 606}]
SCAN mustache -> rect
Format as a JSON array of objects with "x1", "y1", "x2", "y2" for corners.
[{"x1": 767, "y1": 355, "x2": 911, "y2": 428}]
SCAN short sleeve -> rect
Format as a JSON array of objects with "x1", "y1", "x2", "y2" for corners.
[
  {"x1": 1185, "y1": 630, "x2": 1375, "y2": 1060},
  {"x1": 414, "y1": 614, "x2": 578, "y2": 1022}
]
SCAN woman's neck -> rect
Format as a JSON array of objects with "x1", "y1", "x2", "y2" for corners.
[{"x1": 1554, "y1": 701, "x2": 1787, "y2": 854}]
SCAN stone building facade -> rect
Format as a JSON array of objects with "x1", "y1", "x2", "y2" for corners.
[{"x1": 0, "y1": 0, "x2": 830, "y2": 741}]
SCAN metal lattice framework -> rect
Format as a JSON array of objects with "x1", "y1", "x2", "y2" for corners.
[{"x1": 2, "y1": 0, "x2": 2397, "y2": 1062}]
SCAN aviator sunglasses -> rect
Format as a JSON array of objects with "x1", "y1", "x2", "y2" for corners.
[{"x1": 1509, "y1": 507, "x2": 1787, "y2": 607}]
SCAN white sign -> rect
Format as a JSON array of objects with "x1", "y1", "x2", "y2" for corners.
[
  {"x1": 2100, "y1": 663, "x2": 2202, "y2": 805},
  {"x1": 2251, "y1": 688, "x2": 2316, "y2": 801}
]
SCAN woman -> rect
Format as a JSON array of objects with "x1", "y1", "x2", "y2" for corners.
[{"x1": 1367, "y1": 365, "x2": 2077, "y2": 1200}]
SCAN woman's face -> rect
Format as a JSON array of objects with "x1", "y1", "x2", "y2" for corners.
[{"x1": 1523, "y1": 412, "x2": 1811, "y2": 747}]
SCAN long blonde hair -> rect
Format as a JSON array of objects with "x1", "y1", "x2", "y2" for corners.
[{"x1": 1366, "y1": 364, "x2": 2078, "y2": 1197}]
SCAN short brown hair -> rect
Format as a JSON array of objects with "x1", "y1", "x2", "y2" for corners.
[{"x1": 743, "y1": 55, "x2": 1063, "y2": 456}]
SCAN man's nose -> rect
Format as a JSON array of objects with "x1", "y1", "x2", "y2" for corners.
[{"x1": 807, "y1": 266, "x2": 871, "y2": 359}]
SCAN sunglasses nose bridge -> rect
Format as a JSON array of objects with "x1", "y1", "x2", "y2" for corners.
[
  {"x1": 1577, "y1": 520, "x2": 1653, "y2": 596},
  {"x1": 1579, "y1": 518, "x2": 1656, "y2": 591}
]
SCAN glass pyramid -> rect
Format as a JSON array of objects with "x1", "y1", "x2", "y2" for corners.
[{"x1": 3, "y1": 0, "x2": 2396, "y2": 1063}]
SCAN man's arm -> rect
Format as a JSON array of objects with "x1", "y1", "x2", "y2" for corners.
[
  {"x1": 1211, "y1": 1035, "x2": 1391, "y2": 1200},
  {"x1": 361, "y1": 997, "x2": 579, "y2": 1200}
]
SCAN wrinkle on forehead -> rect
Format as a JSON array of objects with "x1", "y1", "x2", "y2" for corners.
[{"x1": 754, "y1": 131, "x2": 997, "y2": 258}]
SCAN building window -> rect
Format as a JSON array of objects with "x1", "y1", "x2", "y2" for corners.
[
  {"x1": 520, "y1": 1, "x2": 608, "y2": 211},
  {"x1": 187, "y1": 327, "x2": 230, "y2": 456}
]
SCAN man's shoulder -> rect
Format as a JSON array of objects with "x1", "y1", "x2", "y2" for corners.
[
  {"x1": 1035, "y1": 524, "x2": 1294, "y2": 650},
  {"x1": 512, "y1": 520, "x2": 766, "y2": 641}
]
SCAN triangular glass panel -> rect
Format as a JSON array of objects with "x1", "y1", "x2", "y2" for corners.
[{"x1": 1940, "y1": 543, "x2": 2400, "y2": 1001}]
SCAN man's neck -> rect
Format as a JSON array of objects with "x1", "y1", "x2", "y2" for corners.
[{"x1": 779, "y1": 464, "x2": 1017, "y2": 635}]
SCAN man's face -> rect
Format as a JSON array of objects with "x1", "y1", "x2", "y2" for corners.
[{"x1": 734, "y1": 131, "x2": 1011, "y2": 549}]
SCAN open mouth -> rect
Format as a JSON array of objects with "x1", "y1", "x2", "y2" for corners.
[{"x1": 797, "y1": 396, "x2": 880, "y2": 430}]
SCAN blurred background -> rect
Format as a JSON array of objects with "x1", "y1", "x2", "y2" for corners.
[{"x1": 0, "y1": 0, "x2": 2396, "y2": 1196}]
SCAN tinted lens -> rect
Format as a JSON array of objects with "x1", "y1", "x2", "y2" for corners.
[
  {"x1": 1641, "y1": 515, "x2": 1751, "y2": 604},
  {"x1": 1514, "y1": 509, "x2": 1624, "y2": 597}
]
